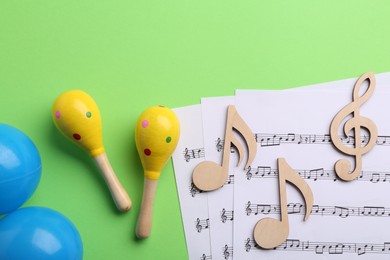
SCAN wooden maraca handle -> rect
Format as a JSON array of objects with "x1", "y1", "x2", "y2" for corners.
[
  {"x1": 94, "y1": 153, "x2": 132, "y2": 212},
  {"x1": 136, "y1": 178, "x2": 158, "y2": 239}
]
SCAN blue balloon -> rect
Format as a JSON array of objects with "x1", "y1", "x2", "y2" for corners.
[
  {"x1": 0, "y1": 207, "x2": 83, "y2": 260},
  {"x1": 0, "y1": 123, "x2": 42, "y2": 215}
]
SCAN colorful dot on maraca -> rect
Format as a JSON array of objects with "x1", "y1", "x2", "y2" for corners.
[
  {"x1": 135, "y1": 106, "x2": 180, "y2": 180},
  {"x1": 0, "y1": 124, "x2": 42, "y2": 215},
  {"x1": 0, "y1": 207, "x2": 83, "y2": 260}
]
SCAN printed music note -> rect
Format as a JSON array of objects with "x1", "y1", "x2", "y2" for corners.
[
  {"x1": 382, "y1": 242, "x2": 390, "y2": 252},
  {"x1": 253, "y1": 158, "x2": 313, "y2": 249},
  {"x1": 283, "y1": 239, "x2": 301, "y2": 249},
  {"x1": 192, "y1": 105, "x2": 257, "y2": 191},
  {"x1": 329, "y1": 243, "x2": 345, "y2": 254},
  {"x1": 226, "y1": 174, "x2": 234, "y2": 185},
  {"x1": 332, "y1": 206, "x2": 349, "y2": 218},
  {"x1": 315, "y1": 244, "x2": 326, "y2": 254},
  {"x1": 287, "y1": 203, "x2": 303, "y2": 214},
  {"x1": 362, "y1": 206, "x2": 386, "y2": 216},
  {"x1": 330, "y1": 72, "x2": 378, "y2": 181}
]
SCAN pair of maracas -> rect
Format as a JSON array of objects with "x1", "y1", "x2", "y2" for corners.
[{"x1": 52, "y1": 90, "x2": 180, "y2": 238}]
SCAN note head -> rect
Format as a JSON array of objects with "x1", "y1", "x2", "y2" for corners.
[
  {"x1": 253, "y1": 217, "x2": 288, "y2": 249},
  {"x1": 192, "y1": 161, "x2": 226, "y2": 191}
]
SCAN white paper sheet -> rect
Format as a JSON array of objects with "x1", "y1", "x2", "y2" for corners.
[
  {"x1": 172, "y1": 105, "x2": 212, "y2": 260},
  {"x1": 201, "y1": 96, "x2": 236, "y2": 260},
  {"x1": 233, "y1": 73, "x2": 390, "y2": 259}
]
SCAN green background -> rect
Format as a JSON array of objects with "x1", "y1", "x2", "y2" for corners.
[{"x1": 1, "y1": 1, "x2": 390, "y2": 259}]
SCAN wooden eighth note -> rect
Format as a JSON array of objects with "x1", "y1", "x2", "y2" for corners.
[
  {"x1": 330, "y1": 72, "x2": 378, "y2": 181},
  {"x1": 192, "y1": 105, "x2": 257, "y2": 191},
  {"x1": 253, "y1": 158, "x2": 313, "y2": 249}
]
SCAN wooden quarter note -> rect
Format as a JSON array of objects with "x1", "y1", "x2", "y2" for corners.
[
  {"x1": 192, "y1": 105, "x2": 257, "y2": 191},
  {"x1": 253, "y1": 158, "x2": 313, "y2": 249}
]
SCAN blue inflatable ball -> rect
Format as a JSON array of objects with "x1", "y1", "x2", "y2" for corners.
[
  {"x1": 0, "y1": 207, "x2": 83, "y2": 260},
  {"x1": 0, "y1": 123, "x2": 42, "y2": 215}
]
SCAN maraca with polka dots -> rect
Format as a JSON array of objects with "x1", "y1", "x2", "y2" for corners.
[
  {"x1": 52, "y1": 90, "x2": 131, "y2": 212},
  {"x1": 135, "y1": 106, "x2": 180, "y2": 238}
]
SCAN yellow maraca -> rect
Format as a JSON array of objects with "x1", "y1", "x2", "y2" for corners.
[
  {"x1": 52, "y1": 90, "x2": 131, "y2": 212},
  {"x1": 135, "y1": 106, "x2": 180, "y2": 238}
]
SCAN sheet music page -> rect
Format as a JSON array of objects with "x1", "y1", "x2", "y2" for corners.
[
  {"x1": 201, "y1": 96, "x2": 236, "y2": 260},
  {"x1": 233, "y1": 73, "x2": 390, "y2": 259},
  {"x1": 172, "y1": 105, "x2": 212, "y2": 260}
]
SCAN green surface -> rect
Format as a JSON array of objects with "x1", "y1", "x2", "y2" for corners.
[{"x1": 1, "y1": 1, "x2": 390, "y2": 259}]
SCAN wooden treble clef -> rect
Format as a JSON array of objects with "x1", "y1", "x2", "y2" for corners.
[{"x1": 330, "y1": 72, "x2": 378, "y2": 181}]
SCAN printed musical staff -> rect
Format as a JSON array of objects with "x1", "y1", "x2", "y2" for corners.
[
  {"x1": 245, "y1": 165, "x2": 390, "y2": 183},
  {"x1": 222, "y1": 245, "x2": 233, "y2": 259},
  {"x1": 216, "y1": 133, "x2": 390, "y2": 150},
  {"x1": 221, "y1": 208, "x2": 234, "y2": 223},
  {"x1": 245, "y1": 201, "x2": 390, "y2": 218},
  {"x1": 184, "y1": 147, "x2": 205, "y2": 162},
  {"x1": 256, "y1": 133, "x2": 332, "y2": 147},
  {"x1": 257, "y1": 133, "x2": 386, "y2": 147},
  {"x1": 195, "y1": 218, "x2": 210, "y2": 233},
  {"x1": 244, "y1": 238, "x2": 390, "y2": 256}
]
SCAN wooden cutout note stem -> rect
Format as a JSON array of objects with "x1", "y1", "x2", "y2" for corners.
[
  {"x1": 192, "y1": 105, "x2": 257, "y2": 191},
  {"x1": 330, "y1": 72, "x2": 378, "y2": 181},
  {"x1": 253, "y1": 158, "x2": 313, "y2": 249}
]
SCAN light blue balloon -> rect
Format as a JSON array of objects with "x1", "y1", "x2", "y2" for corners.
[
  {"x1": 0, "y1": 207, "x2": 83, "y2": 260},
  {"x1": 0, "y1": 123, "x2": 42, "y2": 215}
]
